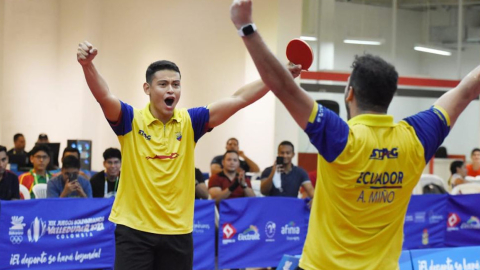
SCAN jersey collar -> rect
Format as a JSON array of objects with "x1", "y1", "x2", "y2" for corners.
[
  {"x1": 143, "y1": 103, "x2": 182, "y2": 126},
  {"x1": 348, "y1": 114, "x2": 395, "y2": 127}
]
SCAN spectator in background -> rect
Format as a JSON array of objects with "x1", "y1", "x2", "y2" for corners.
[
  {"x1": 208, "y1": 150, "x2": 255, "y2": 204},
  {"x1": 0, "y1": 145, "x2": 20, "y2": 200},
  {"x1": 59, "y1": 147, "x2": 91, "y2": 179},
  {"x1": 467, "y1": 148, "x2": 480, "y2": 177},
  {"x1": 47, "y1": 155, "x2": 92, "y2": 198},
  {"x1": 37, "y1": 133, "x2": 49, "y2": 143},
  {"x1": 210, "y1": 138, "x2": 260, "y2": 176},
  {"x1": 260, "y1": 141, "x2": 314, "y2": 198},
  {"x1": 90, "y1": 148, "x2": 121, "y2": 198},
  {"x1": 195, "y1": 168, "x2": 208, "y2": 199},
  {"x1": 19, "y1": 144, "x2": 52, "y2": 199},
  {"x1": 449, "y1": 160, "x2": 469, "y2": 189},
  {"x1": 7, "y1": 133, "x2": 29, "y2": 169}
]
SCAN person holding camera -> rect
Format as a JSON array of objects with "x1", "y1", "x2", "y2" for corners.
[
  {"x1": 47, "y1": 155, "x2": 92, "y2": 198},
  {"x1": 208, "y1": 150, "x2": 255, "y2": 205},
  {"x1": 260, "y1": 141, "x2": 314, "y2": 198}
]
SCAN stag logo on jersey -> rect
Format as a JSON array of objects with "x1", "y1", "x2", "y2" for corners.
[{"x1": 370, "y1": 148, "x2": 398, "y2": 160}]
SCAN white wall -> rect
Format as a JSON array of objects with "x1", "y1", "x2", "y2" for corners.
[{"x1": 0, "y1": 0, "x2": 303, "y2": 173}]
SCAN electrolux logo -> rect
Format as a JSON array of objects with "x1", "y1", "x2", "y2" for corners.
[
  {"x1": 238, "y1": 225, "x2": 260, "y2": 241},
  {"x1": 460, "y1": 216, "x2": 480, "y2": 230}
]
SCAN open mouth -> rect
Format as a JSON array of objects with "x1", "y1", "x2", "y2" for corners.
[{"x1": 165, "y1": 97, "x2": 174, "y2": 107}]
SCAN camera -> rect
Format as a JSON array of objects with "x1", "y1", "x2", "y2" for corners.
[{"x1": 276, "y1": 156, "x2": 284, "y2": 165}]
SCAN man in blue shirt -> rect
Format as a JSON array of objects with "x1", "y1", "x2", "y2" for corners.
[
  {"x1": 47, "y1": 156, "x2": 92, "y2": 198},
  {"x1": 260, "y1": 141, "x2": 314, "y2": 198}
]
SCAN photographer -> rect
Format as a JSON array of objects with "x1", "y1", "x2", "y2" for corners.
[
  {"x1": 47, "y1": 155, "x2": 92, "y2": 198},
  {"x1": 260, "y1": 141, "x2": 314, "y2": 198}
]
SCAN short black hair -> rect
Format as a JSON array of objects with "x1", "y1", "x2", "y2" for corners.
[
  {"x1": 62, "y1": 155, "x2": 80, "y2": 170},
  {"x1": 30, "y1": 144, "x2": 51, "y2": 157},
  {"x1": 223, "y1": 150, "x2": 239, "y2": 160},
  {"x1": 62, "y1": 147, "x2": 80, "y2": 158},
  {"x1": 450, "y1": 160, "x2": 464, "y2": 175},
  {"x1": 103, "y1": 148, "x2": 121, "y2": 161},
  {"x1": 38, "y1": 133, "x2": 48, "y2": 140},
  {"x1": 472, "y1": 148, "x2": 480, "y2": 156},
  {"x1": 0, "y1": 145, "x2": 7, "y2": 155},
  {"x1": 227, "y1": 138, "x2": 238, "y2": 144},
  {"x1": 278, "y1": 141, "x2": 295, "y2": 153},
  {"x1": 349, "y1": 54, "x2": 398, "y2": 113},
  {"x1": 146, "y1": 60, "x2": 181, "y2": 84},
  {"x1": 13, "y1": 133, "x2": 24, "y2": 142}
]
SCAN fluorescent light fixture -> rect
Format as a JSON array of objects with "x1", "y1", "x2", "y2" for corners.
[
  {"x1": 414, "y1": 44, "x2": 451, "y2": 56},
  {"x1": 300, "y1": 36, "x2": 317, "y2": 41},
  {"x1": 343, "y1": 37, "x2": 384, "y2": 45}
]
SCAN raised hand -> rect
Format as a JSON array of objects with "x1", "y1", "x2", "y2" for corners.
[
  {"x1": 77, "y1": 41, "x2": 98, "y2": 66},
  {"x1": 230, "y1": 0, "x2": 253, "y2": 30}
]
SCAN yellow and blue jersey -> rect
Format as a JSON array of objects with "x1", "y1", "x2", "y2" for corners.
[
  {"x1": 108, "y1": 101, "x2": 210, "y2": 234},
  {"x1": 300, "y1": 102, "x2": 450, "y2": 270}
]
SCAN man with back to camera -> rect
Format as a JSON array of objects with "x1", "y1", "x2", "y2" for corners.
[
  {"x1": 77, "y1": 40, "x2": 301, "y2": 270},
  {"x1": 0, "y1": 145, "x2": 20, "y2": 200},
  {"x1": 230, "y1": 1, "x2": 480, "y2": 269},
  {"x1": 90, "y1": 148, "x2": 122, "y2": 198},
  {"x1": 260, "y1": 141, "x2": 314, "y2": 198},
  {"x1": 46, "y1": 155, "x2": 92, "y2": 198},
  {"x1": 210, "y1": 137, "x2": 260, "y2": 176}
]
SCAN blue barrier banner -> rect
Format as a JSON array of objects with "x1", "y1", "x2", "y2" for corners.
[
  {"x1": 410, "y1": 246, "x2": 480, "y2": 270},
  {"x1": 192, "y1": 200, "x2": 215, "y2": 270},
  {"x1": 399, "y1": 250, "x2": 413, "y2": 270},
  {"x1": 0, "y1": 198, "x2": 115, "y2": 270},
  {"x1": 403, "y1": 194, "x2": 447, "y2": 250},
  {"x1": 445, "y1": 194, "x2": 480, "y2": 247},
  {"x1": 218, "y1": 197, "x2": 309, "y2": 269}
]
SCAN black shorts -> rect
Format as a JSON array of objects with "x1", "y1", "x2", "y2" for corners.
[{"x1": 114, "y1": 224, "x2": 193, "y2": 270}]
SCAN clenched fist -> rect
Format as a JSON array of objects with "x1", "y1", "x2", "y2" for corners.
[
  {"x1": 230, "y1": 0, "x2": 253, "y2": 30},
  {"x1": 77, "y1": 41, "x2": 98, "y2": 66}
]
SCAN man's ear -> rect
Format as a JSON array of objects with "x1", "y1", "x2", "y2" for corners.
[{"x1": 143, "y1": 82, "x2": 150, "y2": 95}]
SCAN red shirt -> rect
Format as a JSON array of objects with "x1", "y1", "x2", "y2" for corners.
[
  {"x1": 208, "y1": 171, "x2": 252, "y2": 199},
  {"x1": 466, "y1": 163, "x2": 480, "y2": 177}
]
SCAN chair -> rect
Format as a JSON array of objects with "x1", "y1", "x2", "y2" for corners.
[
  {"x1": 32, "y1": 183, "x2": 47, "y2": 199},
  {"x1": 413, "y1": 174, "x2": 447, "y2": 195},
  {"x1": 451, "y1": 183, "x2": 480, "y2": 195},
  {"x1": 250, "y1": 179, "x2": 264, "y2": 197},
  {"x1": 19, "y1": 184, "x2": 30, "y2": 200}
]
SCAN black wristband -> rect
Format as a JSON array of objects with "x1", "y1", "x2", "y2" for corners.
[{"x1": 228, "y1": 181, "x2": 240, "y2": 192}]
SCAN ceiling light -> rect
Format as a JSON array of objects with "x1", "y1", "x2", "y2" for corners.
[
  {"x1": 343, "y1": 37, "x2": 384, "y2": 45},
  {"x1": 300, "y1": 36, "x2": 317, "y2": 41},
  {"x1": 414, "y1": 44, "x2": 451, "y2": 56}
]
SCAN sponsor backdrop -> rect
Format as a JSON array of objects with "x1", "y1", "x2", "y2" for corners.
[{"x1": 3, "y1": 195, "x2": 480, "y2": 269}]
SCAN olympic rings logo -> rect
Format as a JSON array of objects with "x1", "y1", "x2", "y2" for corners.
[{"x1": 10, "y1": 236, "x2": 23, "y2": 244}]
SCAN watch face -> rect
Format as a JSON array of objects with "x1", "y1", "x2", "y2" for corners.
[{"x1": 242, "y1": 25, "x2": 254, "y2": 36}]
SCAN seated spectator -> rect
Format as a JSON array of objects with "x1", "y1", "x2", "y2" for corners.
[
  {"x1": 0, "y1": 145, "x2": 20, "y2": 200},
  {"x1": 7, "y1": 133, "x2": 29, "y2": 169},
  {"x1": 53, "y1": 147, "x2": 91, "y2": 179},
  {"x1": 47, "y1": 155, "x2": 92, "y2": 198},
  {"x1": 449, "y1": 160, "x2": 469, "y2": 189},
  {"x1": 208, "y1": 150, "x2": 255, "y2": 204},
  {"x1": 467, "y1": 148, "x2": 480, "y2": 177},
  {"x1": 37, "y1": 133, "x2": 49, "y2": 143},
  {"x1": 90, "y1": 148, "x2": 121, "y2": 198},
  {"x1": 260, "y1": 141, "x2": 314, "y2": 198},
  {"x1": 19, "y1": 144, "x2": 52, "y2": 199},
  {"x1": 195, "y1": 168, "x2": 208, "y2": 199},
  {"x1": 210, "y1": 138, "x2": 260, "y2": 176}
]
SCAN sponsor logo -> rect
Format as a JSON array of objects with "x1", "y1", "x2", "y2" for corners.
[
  {"x1": 414, "y1": 212, "x2": 426, "y2": 223},
  {"x1": 9, "y1": 216, "x2": 26, "y2": 244},
  {"x1": 175, "y1": 132, "x2": 182, "y2": 141},
  {"x1": 316, "y1": 105, "x2": 324, "y2": 123},
  {"x1": 265, "y1": 221, "x2": 276, "y2": 242},
  {"x1": 138, "y1": 130, "x2": 151, "y2": 140},
  {"x1": 222, "y1": 223, "x2": 237, "y2": 245},
  {"x1": 281, "y1": 221, "x2": 301, "y2": 241},
  {"x1": 428, "y1": 211, "x2": 444, "y2": 224},
  {"x1": 460, "y1": 216, "x2": 480, "y2": 230},
  {"x1": 405, "y1": 215, "x2": 413, "y2": 222},
  {"x1": 146, "y1": 153, "x2": 179, "y2": 160},
  {"x1": 238, "y1": 225, "x2": 260, "y2": 241},
  {"x1": 193, "y1": 221, "x2": 210, "y2": 234},
  {"x1": 283, "y1": 261, "x2": 293, "y2": 270},
  {"x1": 422, "y1": 229, "x2": 429, "y2": 245},
  {"x1": 447, "y1": 213, "x2": 461, "y2": 231},
  {"x1": 27, "y1": 217, "x2": 47, "y2": 243},
  {"x1": 369, "y1": 148, "x2": 398, "y2": 160}
]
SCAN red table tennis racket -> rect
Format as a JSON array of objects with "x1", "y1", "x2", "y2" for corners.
[{"x1": 286, "y1": 38, "x2": 313, "y2": 71}]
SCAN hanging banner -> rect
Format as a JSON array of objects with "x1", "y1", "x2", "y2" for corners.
[{"x1": 192, "y1": 200, "x2": 216, "y2": 270}]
